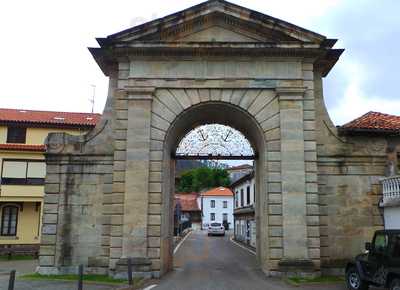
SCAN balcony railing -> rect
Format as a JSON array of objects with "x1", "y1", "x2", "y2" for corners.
[{"x1": 381, "y1": 176, "x2": 400, "y2": 207}]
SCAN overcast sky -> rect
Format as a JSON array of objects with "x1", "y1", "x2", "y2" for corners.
[{"x1": 0, "y1": 0, "x2": 399, "y2": 126}]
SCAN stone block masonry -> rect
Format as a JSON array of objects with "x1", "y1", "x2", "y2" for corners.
[{"x1": 38, "y1": 0, "x2": 391, "y2": 280}]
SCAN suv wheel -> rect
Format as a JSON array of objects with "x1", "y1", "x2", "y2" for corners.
[
  {"x1": 346, "y1": 267, "x2": 368, "y2": 290},
  {"x1": 390, "y1": 278, "x2": 400, "y2": 290}
]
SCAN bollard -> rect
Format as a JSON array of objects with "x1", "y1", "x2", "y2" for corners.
[
  {"x1": 78, "y1": 264, "x2": 83, "y2": 290},
  {"x1": 8, "y1": 270, "x2": 16, "y2": 290},
  {"x1": 127, "y1": 257, "x2": 133, "y2": 286}
]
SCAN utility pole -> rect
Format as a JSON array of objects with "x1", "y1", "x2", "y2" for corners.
[{"x1": 89, "y1": 84, "x2": 96, "y2": 113}]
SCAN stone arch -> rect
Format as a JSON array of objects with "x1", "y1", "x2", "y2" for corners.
[{"x1": 147, "y1": 88, "x2": 279, "y2": 274}]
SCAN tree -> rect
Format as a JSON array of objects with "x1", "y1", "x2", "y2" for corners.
[{"x1": 177, "y1": 167, "x2": 231, "y2": 192}]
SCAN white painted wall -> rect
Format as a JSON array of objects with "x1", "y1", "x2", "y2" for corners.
[
  {"x1": 201, "y1": 196, "x2": 233, "y2": 228},
  {"x1": 232, "y1": 177, "x2": 255, "y2": 209},
  {"x1": 384, "y1": 207, "x2": 400, "y2": 229}
]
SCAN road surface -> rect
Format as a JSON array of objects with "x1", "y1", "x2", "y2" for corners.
[{"x1": 153, "y1": 230, "x2": 348, "y2": 290}]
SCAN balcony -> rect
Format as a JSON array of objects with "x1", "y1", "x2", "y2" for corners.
[{"x1": 381, "y1": 176, "x2": 400, "y2": 207}]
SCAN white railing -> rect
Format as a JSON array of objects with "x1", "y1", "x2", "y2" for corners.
[{"x1": 381, "y1": 176, "x2": 400, "y2": 206}]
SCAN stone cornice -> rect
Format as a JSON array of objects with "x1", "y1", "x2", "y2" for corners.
[
  {"x1": 125, "y1": 87, "x2": 155, "y2": 100},
  {"x1": 90, "y1": 44, "x2": 343, "y2": 77}
]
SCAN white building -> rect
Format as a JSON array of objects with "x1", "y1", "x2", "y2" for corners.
[
  {"x1": 380, "y1": 175, "x2": 400, "y2": 229},
  {"x1": 231, "y1": 171, "x2": 256, "y2": 249},
  {"x1": 200, "y1": 187, "x2": 234, "y2": 229}
]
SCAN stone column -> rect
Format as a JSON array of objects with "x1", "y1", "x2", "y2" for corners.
[
  {"x1": 117, "y1": 87, "x2": 154, "y2": 276},
  {"x1": 277, "y1": 87, "x2": 313, "y2": 272}
]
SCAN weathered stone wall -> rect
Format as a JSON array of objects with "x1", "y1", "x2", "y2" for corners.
[
  {"x1": 313, "y1": 72, "x2": 399, "y2": 273},
  {"x1": 39, "y1": 153, "x2": 114, "y2": 274}
]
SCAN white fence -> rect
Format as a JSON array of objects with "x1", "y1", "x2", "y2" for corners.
[{"x1": 381, "y1": 176, "x2": 400, "y2": 206}]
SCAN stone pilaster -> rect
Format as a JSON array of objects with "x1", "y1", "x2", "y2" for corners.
[
  {"x1": 277, "y1": 87, "x2": 313, "y2": 273},
  {"x1": 122, "y1": 87, "x2": 154, "y2": 260}
]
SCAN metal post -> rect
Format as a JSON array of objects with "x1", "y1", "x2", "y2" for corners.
[
  {"x1": 78, "y1": 264, "x2": 83, "y2": 290},
  {"x1": 7, "y1": 245, "x2": 12, "y2": 260},
  {"x1": 127, "y1": 257, "x2": 133, "y2": 286},
  {"x1": 8, "y1": 270, "x2": 16, "y2": 290}
]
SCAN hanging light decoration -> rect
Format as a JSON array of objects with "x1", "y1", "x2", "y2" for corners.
[{"x1": 175, "y1": 124, "x2": 255, "y2": 158}]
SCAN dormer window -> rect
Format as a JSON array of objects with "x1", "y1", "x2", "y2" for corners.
[{"x1": 6, "y1": 126, "x2": 26, "y2": 143}]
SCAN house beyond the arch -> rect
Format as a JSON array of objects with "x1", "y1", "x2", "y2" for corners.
[{"x1": 38, "y1": 0, "x2": 392, "y2": 278}]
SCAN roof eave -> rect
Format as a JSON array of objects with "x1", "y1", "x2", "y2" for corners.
[
  {"x1": 89, "y1": 47, "x2": 111, "y2": 77},
  {"x1": 0, "y1": 120, "x2": 96, "y2": 129},
  {"x1": 316, "y1": 48, "x2": 345, "y2": 77},
  {"x1": 338, "y1": 127, "x2": 400, "y2": 136}
]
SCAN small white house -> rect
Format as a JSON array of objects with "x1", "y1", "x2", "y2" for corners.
[{"x1": 199, "y1": 187, "x2": 234, "y2": 229}]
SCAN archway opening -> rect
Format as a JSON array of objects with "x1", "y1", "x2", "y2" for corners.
[{"x1": 160, "y1": 102, "x2": 267, "y2": 275}]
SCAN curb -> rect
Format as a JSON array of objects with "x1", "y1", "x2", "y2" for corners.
[
  {"x1": 229, "y1": 237, "x2": 256, "y2": 255},
  {"x1": 174, "y1": 230, "x2": 192, "y2": 255}
]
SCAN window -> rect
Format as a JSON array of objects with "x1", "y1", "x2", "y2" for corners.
[
  {"x1": 6, "y1": 126, "x2": 26, "y2": 143},
  {"x1": 374, "y1": 233, "x2": 389, "y2": 253},
  {"x1": 397, "y1": 153, "x2": 400, "y2": 173},
  {"x1": 240, "y1": 189, "x2": 244, "y2": 207},
  {"x1": 1, "y1": 206, "x2": 18, "y2": 236},
  {"x1": 1, "y1": 160, "x2": 46, "y2": 185},
  {"x1": 392, "y1": 235, "x2": 400, "y2": 258},
  {"x1": 210, "y1": 213, "x2": 215, "y2": 221},
  {"x1": 223, "y1": 201, "x2": 228, "y2": 208},
  {"x1": 253, "y1": 184, "x2": 256, "y2": 204},
  {"x1": 210, "y1": 200, "x2": 215, "y2": 208},
  {"x1": 246, "y1": 186, "x2": 251, "y2": 205},
  {"x1": 235, "y1": 192, "x2": 239, "y2": 208},
  {"x1": 223, "y1": 213, "x2": 228, "y2": 221}
]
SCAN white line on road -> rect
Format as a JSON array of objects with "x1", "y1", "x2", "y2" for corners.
[
  {"x1": 229, "y1": 236, "x2": 256, "y2": 255},
  {"x1": 173, "y1": 230, "x2": 192, "y2": 255},
  {"x1": 143, "y1": 285, "x2": 158, "y2": 290}
]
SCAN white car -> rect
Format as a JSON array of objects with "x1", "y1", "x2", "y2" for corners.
[{"x1": 207, "y1": 222, "x2": 225, "y2": 236}]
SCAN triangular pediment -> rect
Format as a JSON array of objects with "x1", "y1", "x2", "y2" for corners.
[
  {"x1": 105, "y1": 0, "x2": 327, "y2": 44},
  {"x1": 170, "y1": 26, "x2": 260, "y2": 42},
  {"x1": 90, "y1": 0, "x2": 344, "y2": 78}
]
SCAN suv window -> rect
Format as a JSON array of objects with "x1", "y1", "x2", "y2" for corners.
[
  {"x1": 374, "y1": 233, "x2": 389, "y2": 253},
  {"x1": 392, "y1": 234, "x2": 400, "y2": 258}
]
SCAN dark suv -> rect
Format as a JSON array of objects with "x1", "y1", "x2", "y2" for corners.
[{"x1": 346, "y1": 230, "x2": 400, "y2": 290}]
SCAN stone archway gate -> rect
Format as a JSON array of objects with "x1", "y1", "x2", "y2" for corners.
[{"x1": 38, "y1": 0, "x2": 343, "y2": 278}]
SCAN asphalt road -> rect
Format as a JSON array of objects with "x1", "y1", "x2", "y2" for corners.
[{"x1": 152, "y1": 230, "x2": 348, "y2": 290}]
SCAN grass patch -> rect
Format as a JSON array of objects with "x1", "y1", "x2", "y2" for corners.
[
  {"x1": 286, "y1": 276, "x2": 344, "y2": 286},
  {"x1": 20, "y1": 273, "x2": 143, "y2": 285},
  {"x1": 0, "y1": 255, "x2": 37, "y2": 261}
]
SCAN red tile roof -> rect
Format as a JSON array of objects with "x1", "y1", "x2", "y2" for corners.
[
  {"x1": 0, "y1": 144, "x2": 46, "y2": 152},
  {"x1": 201, "y1": 187, "x2": 234, "y2": 197},
  {"x1": 341, "y1": 111, "x2": 400, "y2": 134},
  {"x1": 175, "y1": 193, "x2": 200, "y2": 212},
  {"x1": 0, "y1": 108, "x2": 101, "y2": 127}
]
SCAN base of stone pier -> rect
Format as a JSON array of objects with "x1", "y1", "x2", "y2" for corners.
[
  {"x1": 272, "y1": 259, "x2": 318, "y2": 277},
  {"x1": 265, "y1": 259, "x2": 319, "y2": 278},
  {"x1": 112, "y1": 257, "x2": 156, "y2": 279}
]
